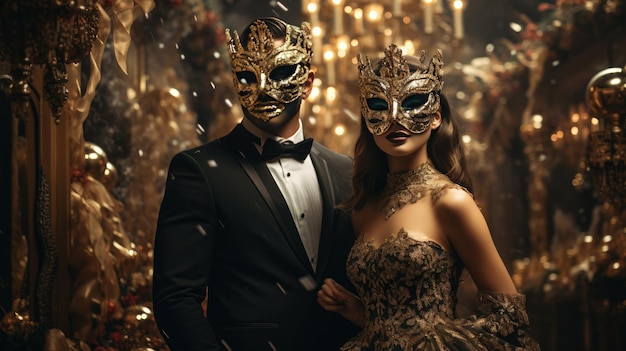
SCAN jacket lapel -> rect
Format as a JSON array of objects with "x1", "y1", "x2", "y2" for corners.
[
  {"x1": 309, "y1": 145, "x2": 338, "y2": 281},
  {"x1": 227, "y1": 125, "x2": 314, "y2": 275}
]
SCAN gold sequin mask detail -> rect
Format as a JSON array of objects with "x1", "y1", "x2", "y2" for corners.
[
  {"x1": 225, "y1": 20, "x2": 313, "y2": 121},
  {"x1": 357, "y1": 44, "x2": 444, "y2": 135}
]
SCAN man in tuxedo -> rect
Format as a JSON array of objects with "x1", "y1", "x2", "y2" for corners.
[{"x1": 152, "y1": 17, "x2": 359, "y2": 351}]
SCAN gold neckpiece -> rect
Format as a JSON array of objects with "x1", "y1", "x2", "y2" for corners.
[{"x1": 379, "y1": 162, "x2": 457, "y2": 220}]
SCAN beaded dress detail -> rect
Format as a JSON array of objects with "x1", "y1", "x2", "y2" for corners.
[{"x1": 342, "y1": 162, "x2": 540, "y2": 351}]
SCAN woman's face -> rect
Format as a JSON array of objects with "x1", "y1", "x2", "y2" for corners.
[
  {"x1": 357, "y1": 46, "x2": 444, "y2": 136},
  {"x1": 361, "y1": 91, "x2": 440, "y2": 136},
  {"x1": 372, "y1": 112, "x2": 441, "y2": 159}
]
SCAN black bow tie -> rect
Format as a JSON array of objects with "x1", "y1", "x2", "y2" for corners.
[{"x1": 261, "y1": 138, "x2": 313, "y2": 162}]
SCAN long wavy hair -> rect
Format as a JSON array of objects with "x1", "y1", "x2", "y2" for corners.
[{"x1": 344, "y1": 56, "x2": 473, "y2": 211}]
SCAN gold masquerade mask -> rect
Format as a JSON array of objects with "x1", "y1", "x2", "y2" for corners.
[
  {"x1": 357, "y1": 44, "x2": 444, "y2": 135},
  {"x1": 225, "y1": 20, "x2": 313, "y2": 121}
]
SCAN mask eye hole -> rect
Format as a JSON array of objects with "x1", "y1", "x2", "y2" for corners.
[
  {"x1": 402, "y1": 94, "x2": 429, "y2": 110},
  {"x1": 367, "y1": 118, "x2": 383, "y2": 125},
  {"x1": 270, "y1": 65, "x2": 297, "y2": 80},
  {"x1": 236, "y1": 71, "x2": 257, "y2": 84},
  {"x1": 366, "y1": 98, "x2": 388, "y2": 111}
]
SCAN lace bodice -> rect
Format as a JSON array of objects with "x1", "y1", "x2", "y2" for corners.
[
  {"x1": 349, "y1": 229, "x2": 461, "y2": 327},
  {"x1": 342, "y1": 228, "x2": 540, "y2": 351}
]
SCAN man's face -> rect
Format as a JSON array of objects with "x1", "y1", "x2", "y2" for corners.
[
  {"x1": 231, "y1": 38, "x2": 310, "y2": 124},
  {"x1": 226, "y1": 20, "x2": 313, "y2": 130}
]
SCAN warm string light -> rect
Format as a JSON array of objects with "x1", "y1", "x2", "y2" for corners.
[
  {"x1": 311, "y1": 25, "x2": 323, "y2": 65},
  {"x1": 323, "y1": 47, "x2": 336, "y2": 86},
  {"x1": 423, "y1": 0, "x2": 434, "y2": 34},
  {"x1": 330, "y1": 0, "x2": 344, "y2": 36},
  {"x1": 450, "y1": 0, "x2": 465, "y2": 39},
  {"x1": 392, "y1": 0, "x2": 402, "y2": 17},
  {"x1": 306, "y1": 1, "x2": 319, "y2": 27},
  {"x1": 364, "y1": 4, "x2": 384, "y2": 23},
  {"x1": 353, "y1": 8, "x2": 364, "y2": 35}
]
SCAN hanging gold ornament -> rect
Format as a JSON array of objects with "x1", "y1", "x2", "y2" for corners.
[
  {"x1": 83, "y1": 141, "x2": 109, "y2": 181},
  {"x1": 101, "y1": 161, "x2": 118, "y2": 191},
  {"x1": 585, "y1": 66, "x2": 626, "y2": 213},
  {"x1": 0, "y1": 1, "x2": 100, "y2": 122}
]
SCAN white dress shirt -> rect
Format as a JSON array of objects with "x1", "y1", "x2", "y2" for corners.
[{"x1": 242, "y1": 119, "x2": 323, "y2": 271}]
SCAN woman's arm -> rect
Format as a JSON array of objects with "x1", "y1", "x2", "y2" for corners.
[
  {"x1": 435, "y1": 189, "x2": 540, "y2": 343},
  {"x1": 434, "y1": 188, "x2": 518, "y2": 294}
]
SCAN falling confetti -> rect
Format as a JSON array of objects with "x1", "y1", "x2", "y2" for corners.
[
  {"x1": 268, "y1": 341, "x2": 278, "y2": 351},
  {"x1": 299, "y1": 275, "x2": 317, "y2": 291},
  {"x1": 196, "y1": 224, "x2": 207, "y2": 235},
  {"x1": 276, "y1": 1, "x2": 288, "y2": 12},
  {"x1": 276, "y1": 282, "x2": 287, "y2": 295},
  {"x1": 220, "y1": 339, "x2": 233, "y2": 351}
]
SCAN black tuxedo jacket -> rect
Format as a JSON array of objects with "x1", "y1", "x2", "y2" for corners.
[{"x1": 153, "y1": 124, "x2": 359, "y2": 351}]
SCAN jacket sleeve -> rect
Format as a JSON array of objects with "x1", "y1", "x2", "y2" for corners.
[{"x1": 152, "y1": 151, "x2": 223, "y2": 351}]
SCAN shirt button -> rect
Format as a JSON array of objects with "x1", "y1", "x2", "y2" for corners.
[
  {"x1": 300, "y1": 213, "x2": 305, "y2": 219},
  {"x1": 286, "y1": 172, "x2": 291, "y2": 177}
]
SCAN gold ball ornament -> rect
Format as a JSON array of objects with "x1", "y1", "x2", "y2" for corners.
[
  {"x1": 101, "y1": 161, "x2": 118, "y2": 190},
  {"x1": 585, "y1": 66, "x2": 626, "y2": 126},
  {"x1": 84, "y1": 141, "x2": 109, "y2": 180}
]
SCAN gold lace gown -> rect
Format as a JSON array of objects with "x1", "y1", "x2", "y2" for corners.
[{"x1": 341, "y1": 164, "x2": 541, "y2": 351}]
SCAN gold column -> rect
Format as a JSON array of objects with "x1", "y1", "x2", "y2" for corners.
[
  {"x1": 0, "y1": 0, "x2": 100, "y2": 345},
  {"x1": 38, "y1": 66, "x2": 72, "y2": 332}
]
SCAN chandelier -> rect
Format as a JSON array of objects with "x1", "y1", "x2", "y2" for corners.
[
  {"x1": 0, "y1": 0, "x2": 100, "y2": 123},
  {"x1": 300, "y1": 0, "x2": 467, "y2": 153}
]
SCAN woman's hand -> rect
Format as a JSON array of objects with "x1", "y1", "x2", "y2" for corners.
[{"x1": 317, "y1": 278, "x2": 365, "y2": 328}]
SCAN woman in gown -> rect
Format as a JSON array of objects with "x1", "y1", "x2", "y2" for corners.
[{"x1": 317, "y1": 44, "x2": 540, "y2": 351}]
